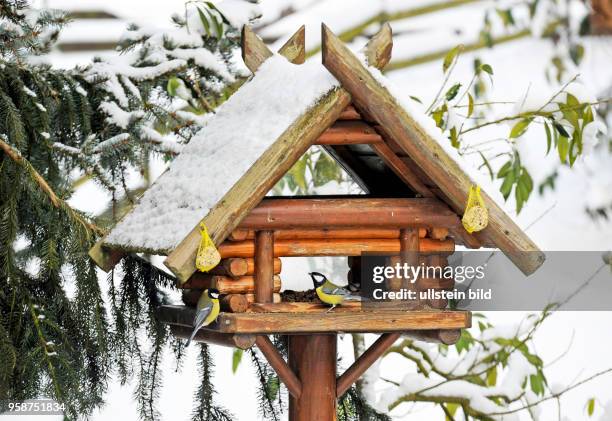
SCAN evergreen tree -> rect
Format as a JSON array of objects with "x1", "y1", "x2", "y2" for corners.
[{"x1": 0, "y1": 0, "x2": 257, "y2": 418}]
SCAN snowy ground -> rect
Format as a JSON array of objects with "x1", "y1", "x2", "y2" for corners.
[{"x1": 11, "y1": 0, "x2": 612, "y2": 420}]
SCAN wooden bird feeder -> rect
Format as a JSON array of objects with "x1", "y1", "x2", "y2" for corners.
[{"x1": 89, "y1": 23, "x2": 545, "y2": 421}]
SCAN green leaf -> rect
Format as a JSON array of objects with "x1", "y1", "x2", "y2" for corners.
[
  {"x1": 196, "y1": 6, "x2": 211, "y2": 36},
  {"x1": 553, "y1": 122, "x2": 570, "y2": 138},
  {"x1": 449, "y1": 127, "x2": 459, "y2": 148},
  {"x1": 446, "y1": 403, "x2": 459, "y2": 418},
  {"x1": 443, "y1": 45, "x2": 462, "y2": 73},
  {"x1": 530, "y1": 373, "x2": 544, "y2": 396},
  {"x1": 265, "y1": 376, "x2": 280, "y2": 401},
  {"x1": 500, "y1": 174, "x2": 514, "y2": 200},
  {"x1": 570, "y1": 44, "x2": 585, "y2": 66},
  {"x1": 486, "y1": 366, "x2": 497, "y2": 386},
  {"x1": 557, "y1": 135, "x2": 569, "y2": 163},
  {"x1": 544, "y1": 122, "x2": 552, "y2": 154},
  {"x1": 497, "y1": 161, "x2": 512, "y2": 178},
  {"x1": 509, "y1": 118, "x2": 532, "y2": 139},
  {"x1": 409, "y1": 95, "x2": 422, "y2": 104},
  {"x1": 467, "y1": 93, "x2": 474, "y2": 117},
  {"x1": 478, "y1": 151, "x2": 494, "y2": 180},
  {"x1": 587, "y1": 398, "x2": 596, "y2": 416},
  {"x1": 445, "y1": 83, "x2": 461, "y2": 101},
  {"x1": 166, "y1": 77, "x2": 181, "y2": 97},
  {"x1": 480, "y1": 63, "x2": 494, "y2": 75},
  {"x1": 232, "y1": 348, "x2": 243, "y2": 373}
]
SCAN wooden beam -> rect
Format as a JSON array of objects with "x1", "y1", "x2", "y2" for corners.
[
  {"x1": 157, "y1": 305, "x2": 471, "y2": 334},
  {"x1": 180, "y1": 274, "x2": 281, "y2": 293},
  {"x1": 256, "y1": 335, "x2": 302, "y2": 398},
  {"x1": 216, "y1": 310, "x2": 470, "y2": 333},
  {"x1": 245, "y1": 293, "x2": 281, "y2": 305},
  {"x1": 278, "y1": 25, "x2": 306, "y2": 64},
  {"x1": 338, "y1": 104, "x2": 361, "y2": 120},
  {"x1": 255, "y1": 231, "x2": 275, "y2": 303},
  {"x1": 182, "y1": 291, "x2": 249, "y2": 312},
  {"x1": 216, "y1": 237, "x2": 454, "y2": 258},
  {"x1": 320, "y1": 24, "x2": 545, "y2": 276},
  {"x1": 249, "y1": 302, "x2": 362, "y2": 313},
  {"x1": 165, "y1": 24, "x2": 395, "y2": 283},
  {"x1": 289, "y1": 334, "x2": 337, "y2": 420},
  {"x1": 240, "y1": 198, "x2": 460, "y2": 230},
  {"x1": 171, "y1": 325, "x2": 256, "y2": 349},
  {"x1": 241, "y1": 25, "x2": 273, "y2": 73},
  {"x1": 315, "y1": 121, "x2": 383, "y2": 145},
  {"x1": 403, "y1": 329, "x2": 461, "y2": 345},
  {"x1": 370, "y1": 140, "x2": 433, "y2": 198},
  {"x1": 231, "y1": 228, "x2": 427, "y2": 241},
  {"x1": 209, "y1": 257, "x2": 281, "y2": 277},
  {"x1": 88, "y1": 241, "x2": 123, "y2": 272},
  {"x1": 336, "y1": 332, "x2": 400, "y2": 397}
]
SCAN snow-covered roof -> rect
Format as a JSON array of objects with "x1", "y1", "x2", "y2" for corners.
[
  {"x1": 104, "y1": 54, "x2": 338, "y2": 253},
  {"x1": 96, "y1": 24, "x2": 543, "y2": 279}
]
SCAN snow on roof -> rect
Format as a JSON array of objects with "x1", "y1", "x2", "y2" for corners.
[{"x1": 104, "y1": 54, "x2": 338, "y2": 253}]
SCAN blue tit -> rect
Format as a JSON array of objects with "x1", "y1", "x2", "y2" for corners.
[
  {"x1": 309, "y1": 272, "x2": 351, "y2": 312},
  {"x1": 186, "y1": 288, "x2": 221, "y2": 346}
]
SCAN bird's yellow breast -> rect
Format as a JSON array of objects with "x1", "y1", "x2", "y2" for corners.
[
  {"x1": 203, "y1": 299, "x2": 220, "y2": 326},
  {"x1": 316, "y1": 286, "x2": 344, "y2": 305}
]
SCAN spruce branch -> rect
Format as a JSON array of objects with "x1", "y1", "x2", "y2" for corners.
[{"x1": 0, "y1": 136, "x2": 104, "y2": 236}]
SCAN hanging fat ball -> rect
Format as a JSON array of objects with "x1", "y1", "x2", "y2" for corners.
[
  {"x1": 186, "y1": 288, "x2": 221, "y2": 347},
  {"x1": 309, "y1": 272, "x2": 355, "y2": 312}
]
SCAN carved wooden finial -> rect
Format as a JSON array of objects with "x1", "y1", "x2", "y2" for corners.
[
  {"x1": 241, "y1": 25, "x2": 273, "y2": 73},
  {"x1": 242, "y1": 25, "x2": 307, "y2": 73},
  {"x1": 363, "y1": 23, "x2": 393, "y2": 70},
  {"x1": 278, "y1": 25, "x2": 306, "y2": 64},
  {"x1": 322, "y1": 22, "x2": 392, "y2": 71}
]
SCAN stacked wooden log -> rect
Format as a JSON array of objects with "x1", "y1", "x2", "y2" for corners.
[{"x1": 181, "y1": 256, "x2": 282, "y2": 311}]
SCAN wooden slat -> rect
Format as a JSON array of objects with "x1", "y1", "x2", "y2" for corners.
[
  {"x1": 231, "y1": 228, "x2": 427, "y2": 241},
  {"x1": 180, "y1": 275, "x2": 281, "y2": 292},
  {"x1": 320, "y1": 24, "x2": 545, "y2": 275},
  {"x1": 164, "y1": 24, "x2": 394, "y2": 283},
  {"x1": 217, "y1": 237, "x2": 454, "y2": 258},
  {"x1": 315, "y1": 121, "x2": 383, "y2": 145},
  {"x1": 239, "y1": 198, "x2": 460, "y2": 230},
  {"x1": 157, "y1": 305, "x2": 471, "y2": 333},
  {"x1": 256, "y1": 336, "x2": 302, "y2": 398},
  {"x1": 209, "y1": 257, "x2": 281, "y2": 277},
  {"x1": 182, "y1": 290, "x2": 249, "y2": 312}
]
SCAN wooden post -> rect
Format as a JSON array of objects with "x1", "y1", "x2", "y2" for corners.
[
  {"x1": 256, "y1": 335, "x2": 302, "y2": 398},
  {"x1": 289, "y1": 334, "x2": 337, "y2": 421},
  {"x1": 255, "y1": 230, "x2": 274, "y2": 303}
]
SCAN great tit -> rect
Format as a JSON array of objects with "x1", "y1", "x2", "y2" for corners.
[
  {"x1": 186, "y1": 288, "x2": 221, "y2": 346},
  {"x1": 309, "y1": 272, "x2": 351, "y2": 312}
]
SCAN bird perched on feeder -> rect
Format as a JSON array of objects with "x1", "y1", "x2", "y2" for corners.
[
  {"x1": 186, "y1": 288, "x2": 221, "y2": 346},
  {"x1": 309, "y1": 272, "x2": 353, "y2": 312}
]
